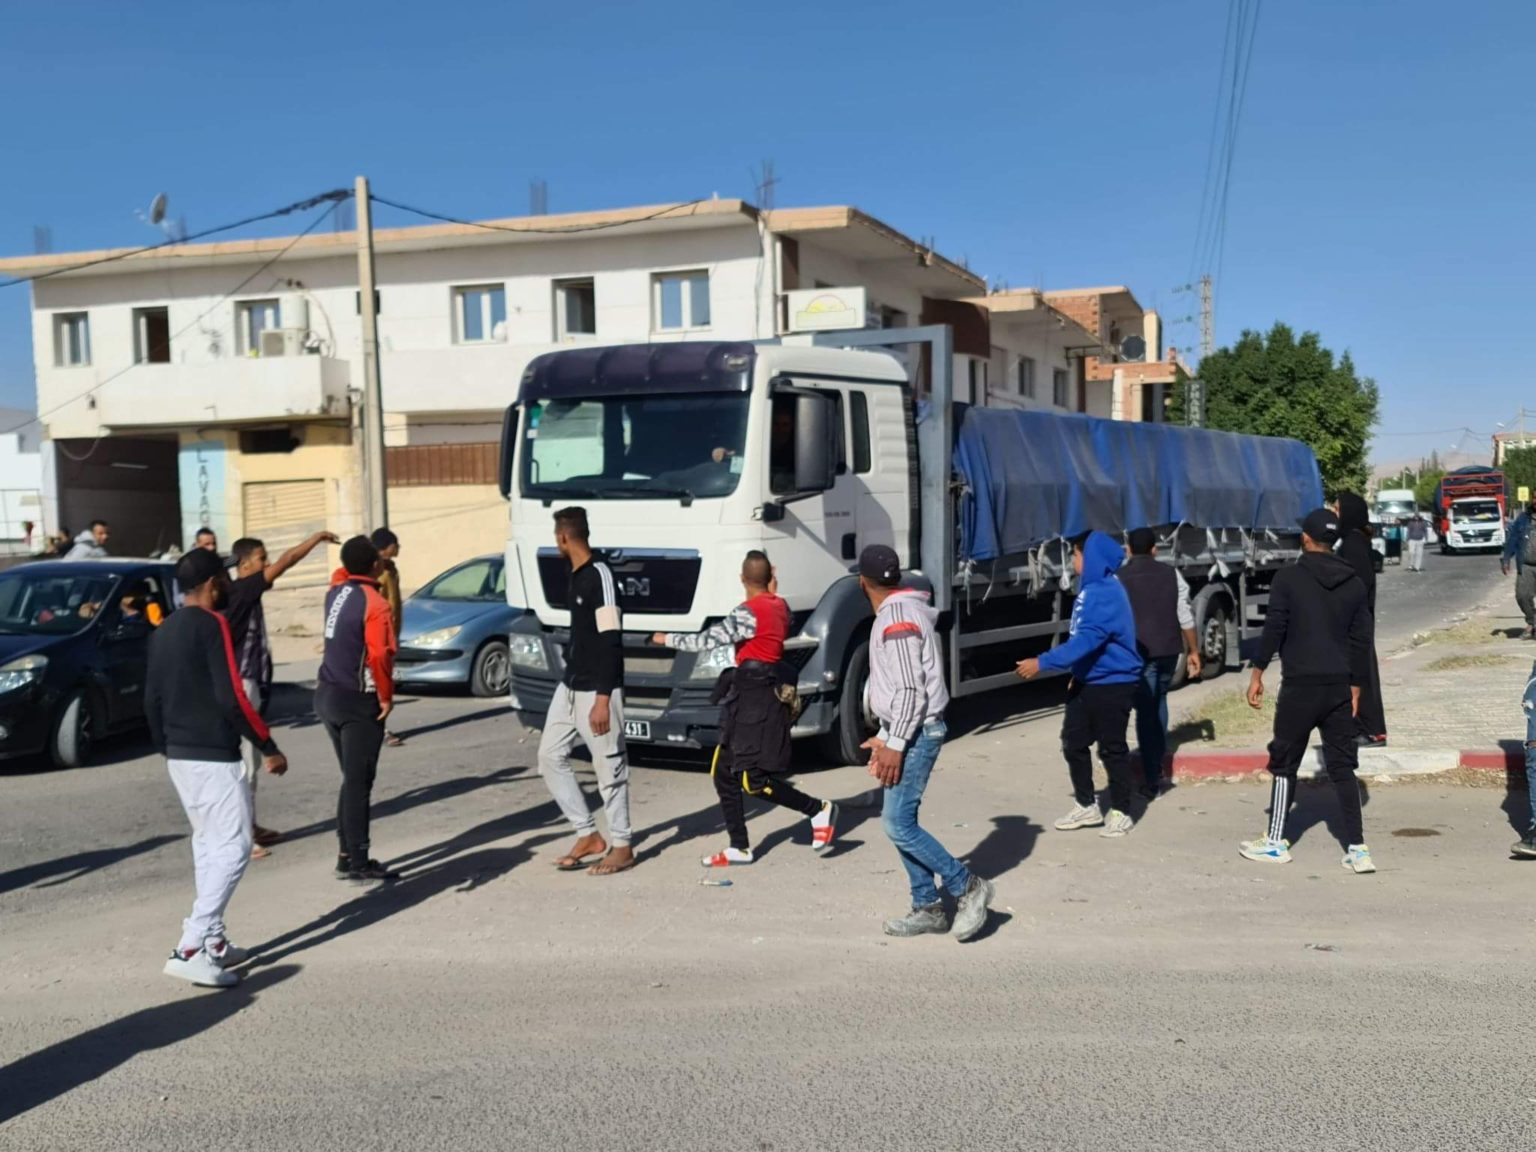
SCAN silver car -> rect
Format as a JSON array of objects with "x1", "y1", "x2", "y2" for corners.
[{"x1": 394, "y1": 555, "x2": 520, "y2": 697}]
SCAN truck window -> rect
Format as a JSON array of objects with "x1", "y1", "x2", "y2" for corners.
[{"x1": 851, "y1": 391, "x2": 872, "y2": 474}]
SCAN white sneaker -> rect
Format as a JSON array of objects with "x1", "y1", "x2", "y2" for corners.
[
  {"x1": 1055, "y1": 802, "x2": 1104, "y2": 831},
  {"x1": 163, "y1": 948, "x2": 239, "y2": 988},
  {"x1": 206, "y1": 938, "x2": 248, "y2": 968},
  {"x1": 1239, "y1": 837, "x2": 1293, "y2": 864},
  {"x1": 700, "y1": 847, "x2": 754, "y2": 867},
  {"x1": 1342, "y1": 844, "x2": 1376, "y2": 874},
  {"x1": 1099, "y1": 809, "x2": 1135, "y2": 838}
]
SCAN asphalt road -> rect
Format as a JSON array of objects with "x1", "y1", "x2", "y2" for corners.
[
  {"x1": 1370, "y1": 548, "x2": 1507, "y2": 649},
  {"x1": 2, "y1": 581, "x2": 1532, "y2": 1152}
]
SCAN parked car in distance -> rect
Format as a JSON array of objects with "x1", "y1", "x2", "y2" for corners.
[
  {"x1": 395, "y1": 555, "x2": 520, "y2": 697},
  {"x1": 0, "y1": 559, "x2": 177, "y2": 768}
]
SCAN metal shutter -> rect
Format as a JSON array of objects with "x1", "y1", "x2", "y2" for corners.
[{"x1": 241, "y1": 480, "x2": 328, "y2": 584}]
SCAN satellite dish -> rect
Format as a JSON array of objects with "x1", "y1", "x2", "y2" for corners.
[
  {"x1": 1120, "y1": 334, "x2": 1147, "y2": 362},
  {"x1": 149, "y1": 193, "x2": 169, "y2": 225}
]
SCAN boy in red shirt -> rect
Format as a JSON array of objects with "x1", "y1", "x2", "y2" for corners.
[{"x1": 653, "y1": 551, "x2": 836, "y2": 866}]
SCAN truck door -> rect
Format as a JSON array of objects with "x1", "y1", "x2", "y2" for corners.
[{"x1": 764, "y1": 385, "x2": 859, "y2": 598}]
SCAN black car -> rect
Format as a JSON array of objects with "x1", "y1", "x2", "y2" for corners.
[{"x1": 0, "y1": 559, "x2": 178, "y2": 768}]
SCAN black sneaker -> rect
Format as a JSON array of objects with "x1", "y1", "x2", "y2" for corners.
[
  {"x1": 342, "y1": 859, "x2": 400, "y2": 884},
  {"x1": 333, "y1": 855, "x2": 351, "y2": 880}
]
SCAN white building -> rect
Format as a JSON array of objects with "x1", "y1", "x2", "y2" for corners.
[{"x1": 0, "y1": 198, "x2": 1149, "y2": 586}]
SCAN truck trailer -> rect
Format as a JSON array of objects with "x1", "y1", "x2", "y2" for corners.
[{"x1": 497, "y1": 328, "x2": 1323, "y2": 764}]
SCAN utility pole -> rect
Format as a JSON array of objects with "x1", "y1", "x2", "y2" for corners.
[
  {"x1": 355, "y1": 175, "x2": 388, "y2": 530},
  {"x1": 1199, "y1": 273, "x2": 1214, "y2": 359}
]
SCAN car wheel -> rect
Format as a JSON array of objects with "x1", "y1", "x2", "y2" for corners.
[
  {"x1": 470, "y1": 640, "x2": 511, "y2": 698},
  {"x1": 49, "y1": 689, "x2": 94, "y2": 769}
]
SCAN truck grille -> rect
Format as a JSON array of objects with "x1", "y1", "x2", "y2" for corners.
[{"x1": 537, "y1": 548, "x2": 700, "y2": 616}]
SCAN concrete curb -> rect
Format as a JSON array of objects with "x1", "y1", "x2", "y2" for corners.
[{"x1": 1172, "y1": 746, "x2": 1523, "y2": 781}]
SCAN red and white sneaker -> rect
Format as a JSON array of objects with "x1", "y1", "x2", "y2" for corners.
[
  {"x1": 701, "y1": 847, "x2": 754, "y2": 867},
  {"x1": 811, "y1": 802, "x2": 838, "y2": 854}
]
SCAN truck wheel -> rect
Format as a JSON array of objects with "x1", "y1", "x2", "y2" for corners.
[
  {"x1": 470, "y1": 641, "x2": 511, "y2": 698},
  {"x1": 49, "y1": 690, "x2": 94, "y2": 769},
  {"x1": 819, "y1": 641, "x2": 874, "y2": 766},
  {"x1": 1194, "y1": 592, "x2": 1232, "y2": 680}
]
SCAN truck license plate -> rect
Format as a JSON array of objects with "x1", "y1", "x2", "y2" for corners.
[{"x1": 623, "y1": 720, "x2": 651, "y2": 741}]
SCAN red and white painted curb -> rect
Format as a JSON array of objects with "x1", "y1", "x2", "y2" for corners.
[{"x1": 1172, "y1": 746, "x2": 1526, "y2": 781}]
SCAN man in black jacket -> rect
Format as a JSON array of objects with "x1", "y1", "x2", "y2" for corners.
[
  {"x1": 146, "y1": 549, "x2": 287, "y2": 988},
  {"x1": 1241, "y1": 509, "x2": 1376, "y2": 873}
]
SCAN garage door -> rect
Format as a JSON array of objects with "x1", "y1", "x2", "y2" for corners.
[{"x1": 241, "y1": 480, "x2": 328, "y2": 584}]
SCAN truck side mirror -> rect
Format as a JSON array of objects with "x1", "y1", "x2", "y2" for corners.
[{"x1": 792, "y1": 392, "x2": 837, "y2": 494}]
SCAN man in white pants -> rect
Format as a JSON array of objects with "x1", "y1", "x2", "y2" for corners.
[
  {"x1": 539, "y1": 507, "x2": 635, "y2": 875},
  {"x1": 147, "y1": 549, "x2": 287, "y2": 988}
]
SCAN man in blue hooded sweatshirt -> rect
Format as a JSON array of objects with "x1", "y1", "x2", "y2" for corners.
[{"x1": 1017, "y1": 531, "x2": 1144, "y2": 837}]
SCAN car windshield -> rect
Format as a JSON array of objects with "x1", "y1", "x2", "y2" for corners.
[
  {"x1": 520, "y1": 393, "x2": 749, "y2": 501},
  {"x1": 1453, "y1": 500, "x2": 1502, "y2": 522},
  {"x1": 0, "y1": 569, "x2": 120, "y2": 635},
  {"x1": 418, "y1": 558, "x2": 506, "y2": 602}
]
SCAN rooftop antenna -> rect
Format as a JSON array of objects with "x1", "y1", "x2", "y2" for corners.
[
  {"x1": 529, "y1": 178, "x2": 549, "y2": 216},
  {"x1": 751, "y1": 159, "x2": 779, "y2": 212},
  {"x1": 136, "y1": 193, "x2": 185, "y2": 241},
  {"x1": 31, "y1": 225, "x2": 52, "y2": 254}
]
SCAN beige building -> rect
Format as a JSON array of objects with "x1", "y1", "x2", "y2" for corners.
[{"x1": 0, "y1": 199, "x2": 1163, "y2": 589}]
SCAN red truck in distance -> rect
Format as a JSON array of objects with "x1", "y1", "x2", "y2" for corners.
[{"x1": 1433, "y1": 466, "x2": 1507, "y2": 554}]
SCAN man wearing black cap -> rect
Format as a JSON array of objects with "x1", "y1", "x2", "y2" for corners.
[
  {"x1": 1242, "y1": 508, "x2": 1376, "y2": 873},
  {"x1": 146, "y1": 548, "x2": 287, "y2": 988},
  {"x1": 858, "y1": 543, "x2": 994, "y2": 942},
  {"x1": 1120, "y1": 527, "x2": 1201, "y2": 797}
]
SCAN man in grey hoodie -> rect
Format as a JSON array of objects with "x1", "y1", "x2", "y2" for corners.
[
  {"x1": 64, "y1": 520, "x2": 110, "y2": 560},
  {"x1": 858, "y1": 544, "x2": 994, "y2": 942}
]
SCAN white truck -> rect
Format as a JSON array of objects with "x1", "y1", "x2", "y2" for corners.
[{"x1": 497, "y1": 328, "x2": 1321, "y2": 763}]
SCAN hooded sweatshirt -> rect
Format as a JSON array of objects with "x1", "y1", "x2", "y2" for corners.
[
  {"x1": 1333, "y1": 492, "x2": 1377, "y2": 614},
  {"x1": 1037, "y1": 531, "x2": 1142, "y2": 685},
  {"x1": 865, "y1": 588, "x2": 949, "y2": 753},
  {"x1": 64, "y1": 529, "x2": 107, "y2": 560},
  {"x1": 1253, "y1": 550, "x2": 1371, "y2": 686}
]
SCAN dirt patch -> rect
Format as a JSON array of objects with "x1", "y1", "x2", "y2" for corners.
[
  {"x1": 1423, "y1": 652, "x2": 1523, "y2": 673},
  {"x1": 1170, "y1": 688, "x2": 1273, "y2": 747},
  {"x1": 1390, "y1": 827, "x2": 1441, "y2": 837},
  {"x1": 1412, "y1": 613, "x2": 1523, "y2": 648}
]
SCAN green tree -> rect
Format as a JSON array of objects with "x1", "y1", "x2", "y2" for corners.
[
  {"x1": 1169, "y1": 323, "x2": 1380, "y2": 494},
  {"x1": 1501, "y1": 447, "x2": 1536, "y2": 502},
  {"x1": 1413, "y1": 469, "x2": 1445, "y2": 510}
]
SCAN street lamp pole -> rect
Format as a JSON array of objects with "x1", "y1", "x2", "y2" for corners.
[{"x1": 355, "y1": 175, "x2": 388, "y2": 530}]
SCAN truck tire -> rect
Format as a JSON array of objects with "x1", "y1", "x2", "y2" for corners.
[
  {"x1": 470, "y1": 640, "x2": 511, "y2": 698},
  {"x1": 819, "y1": 640, "x2": 874, "y2": 766},
  {"x1": 49, "y1": 689, "x2": 94, "y2": 770},
  {"x1": 1192, "y1": 587, "x2": 1233, "y2": 680}
]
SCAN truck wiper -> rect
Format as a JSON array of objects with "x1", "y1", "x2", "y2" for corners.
[{"x1": 626, "y1": 483, "x2": 695, "y2": 506}]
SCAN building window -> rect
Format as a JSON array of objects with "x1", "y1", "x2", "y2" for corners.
[
  {"x1": 554, "y1": 279, "x2": 596, "y2": 340},
  {"x1": 1052, "y1": 367, "x2": 1070, "y2": 408},
  {"x1": 1016, "y1": 356, "x2": 1036, "y2": 398},
  {"x1": 654, "y1": 271, "x2": 710, "y2": 331},
  {"x1": 968, "y1": 359, "x2": 986, "y2": 404},
  {"x1": 454, "y1": 284, "x2": 507, "y2": 344},
  {"x1": 237, "y1": 299, "x2": 281, "y2": 356},
  {"x1": 53, "y1": 312, "x2": 90, "y2": 367},
  {"x1": 850, "y1": 391, "x2": 872, "y2": 474},
  {"x1": 133, "y1": 306, "x2": 171, "y2": 364}
]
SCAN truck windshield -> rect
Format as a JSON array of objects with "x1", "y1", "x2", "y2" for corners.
[
  {"x1": 520, "y1": 393, "x2": 749, "y2": 501},
  {"x1": 1452, "y1": 500, "x2": 1501, "y2": 522},
  {"x1": 1375, "y1": 501, "x2": 1415, "y2": 519}
]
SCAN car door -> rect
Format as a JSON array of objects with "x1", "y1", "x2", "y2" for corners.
[
  {"x1": 763, "y1": 383, "x2": 859, "y2": 601},
  {"x1": 99, "y1": 599, "x2": 153, "y2": 727}
]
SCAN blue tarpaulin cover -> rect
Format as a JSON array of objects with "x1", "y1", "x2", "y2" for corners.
[{"x1": 954, "y1": 406, "x2": 1324, "y2": 563}]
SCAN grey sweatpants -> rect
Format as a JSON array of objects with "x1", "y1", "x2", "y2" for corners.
[
  {"x1": 538, "y1": 684, "x2": 632, "y2": 846},
  {"x1": 1519, "y1": 567, "x2": 1536, "y2": 627}
]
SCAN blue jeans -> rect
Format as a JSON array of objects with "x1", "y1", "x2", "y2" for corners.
[
  {"x1": 1134, "y1": 655, "x2": 1179, "y2": 783},
  {"x1": 881, "y1": 720, "x2": 971, "y2": 908}
]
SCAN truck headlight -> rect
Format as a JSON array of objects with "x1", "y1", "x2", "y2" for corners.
[
  {"x1": 691, "y1": 644, "x2": 736, "y2": 680},
  {"x1": 507, "y1": 634, "x2": 548, "y2": 669},
  {"x1": 411, "y1": 625, "x2": 463, "y2": 649},
  {"x1": 0, "y1": 654, "x2": 46, "y2": 694}
]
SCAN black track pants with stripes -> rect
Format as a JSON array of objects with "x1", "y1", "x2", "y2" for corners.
[{"x1": 1263, "y1": 682, "x2": 1364, "y2": 847}]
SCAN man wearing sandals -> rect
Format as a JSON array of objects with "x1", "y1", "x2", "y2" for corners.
[{"x1": 539, "y1": 507, "x2": 635, "y2": 876}]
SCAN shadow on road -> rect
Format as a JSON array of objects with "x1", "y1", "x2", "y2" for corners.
[
  {"x1": 1284, "y1": 778, "x2": 1373, "y2": 849},
  {"x1": 391, "y1": 706, "x2": 509, "y2": 742},
  {"x1": 0, "y1": 964, "x2": 301, "y2": 1125},
  {"x1": 0, "y1": 834, "x2": 183, "y2": 897},
  {"x1": 273, "y1": 765, "x2": 534, "y2": 847},
  {"x1": 962, "y1": 814, "x2": 1043, "y2": 880}
]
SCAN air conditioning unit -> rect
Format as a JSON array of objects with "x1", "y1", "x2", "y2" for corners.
[{"x1": 258, "y1": 329, "x2": 308, "y2": 358}]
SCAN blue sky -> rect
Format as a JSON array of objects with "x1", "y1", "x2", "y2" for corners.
[{"x1": 2, "y1": 0, "x2": 1531, "y2": 465}]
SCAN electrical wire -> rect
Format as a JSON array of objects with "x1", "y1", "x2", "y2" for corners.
[
  {"x1": 0, "y1": 189, "x2": 352, "y2": 289},
  {"x1": 1188, "y1": 0, "x2": 1237, "y2": 286},
  {"x1": 14, "y1": 201, "x2": 344, "y2": 460},
  {"x1": 368, "y1": 193, "x2": 712, "y2": 236}
]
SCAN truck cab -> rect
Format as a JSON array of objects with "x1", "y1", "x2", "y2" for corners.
[
  {"x1": 1444, "y1": 496, "x2": 1506, "y2": 553},
  {"x1": 498, "y1": 341, "x2": 914, "y2": 761}
]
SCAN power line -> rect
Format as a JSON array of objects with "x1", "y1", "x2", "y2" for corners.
[
  {"x1": 1188, "y1": 0, "x2": 1238, "y2": 285},
  {"x1": 368, "y1": 193, "x2": 711, "y2": 236},
  {"x1": 12, "y1": 201, "x2": 344, "y2": 459},
  {"x1": 0, "y1": 189, "x2": 352, "y2": 289}
]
